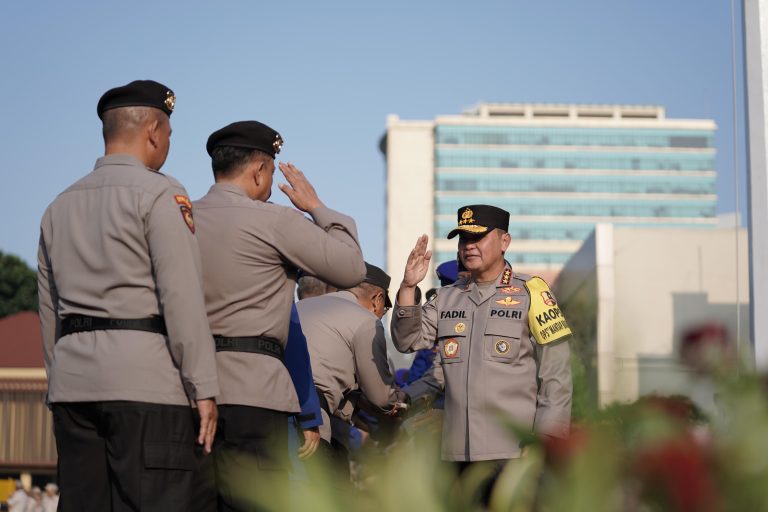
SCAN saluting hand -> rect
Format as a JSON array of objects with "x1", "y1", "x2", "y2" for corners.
[
  {"x1": 397, "y1": 235, "x2": 431, "y2": 306},
  {"x1": 403, "y1": 234, "x2": 431, "y2": 288},
  {"x1": 278, "y1": 162, "x2": 324, "y2": 213},
  {"x1": 196, "y1": 398, "x2": 218, "y2": 455},
  {"x1": 297, "y1": 427, "x2": 321, "y2": 460}
]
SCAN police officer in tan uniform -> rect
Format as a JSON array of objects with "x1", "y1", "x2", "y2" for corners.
[
  {"x1": 193, "y1": 121, "x2": 366, "y2": 510},
  {"x1": 391, "y1": 205, "x2": 572, "y2": 470},
  {"x1": 297, "y1": 263, "x2": 407, "y2": 473},
  {"x1": 37, "y1": 80, "x2": 220, "y2": 512}
]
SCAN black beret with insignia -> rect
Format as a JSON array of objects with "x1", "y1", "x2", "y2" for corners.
[
  {"x1": 447, "y1": 204, "x2": 510, "y2": 239},
  {"x1": 97, "y1": 80, "x2": 175, "y2": 120},
  {"x1": 363, "y1": 262, "x2": 393, "y2": 308},
  {"x1": 206, "y1": 120, "x2": 284, "y2": 159}
]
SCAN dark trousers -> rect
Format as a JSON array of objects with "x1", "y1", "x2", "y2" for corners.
[
  {"x1": 213, "y1": 405, "x2": 289, "y2": 512},
  {"x1": 53, "y1": 401, "x2": 202, "y2": 512}
]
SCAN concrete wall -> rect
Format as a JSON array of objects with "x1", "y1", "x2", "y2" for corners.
[{"x1": 557, "y1": 225, "x2": 749, "y2": 411}]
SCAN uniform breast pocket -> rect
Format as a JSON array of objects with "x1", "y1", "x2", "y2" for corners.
[
  {"x1": 483, "y1": 317, "x2": 522, "y2": 363},
  {"x1": 437, "y1": 319, "x2": 468, "y2": 364}
]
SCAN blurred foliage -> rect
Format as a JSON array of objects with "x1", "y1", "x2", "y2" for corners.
[
  {"x1": 216, "y1": 361, "x2": 768, "y2": 511},
  {"x1": 0, "y1": 250, "x2": 37, "y2": 317}
]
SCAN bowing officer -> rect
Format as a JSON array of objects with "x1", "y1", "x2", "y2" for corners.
[
  {"x1": 391, "y1": 205, "x2": 572, "y2": 467},
  {"x1": 193, "y1": 121, "x2": 366, "y2": 510},
  {"x1": 37, "y1": 80, "x2": 219, "y2": 512},
  {"x1": 297, "y1": 263, "x2": 407, "y2": 474}
]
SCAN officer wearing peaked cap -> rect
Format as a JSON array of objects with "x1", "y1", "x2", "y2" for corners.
[
  {"x1": 193, "y1": 120, "x2": 366, "y2": 510},
  {"x1": 391, "y1": 204, "x2": 572, "y2": 490},
  {"x1": 38, "y1": 80, "x2": 219, "y2": 511},
  {"x1": 297, "y1": 262, "x2": 407, "y2": 476}
]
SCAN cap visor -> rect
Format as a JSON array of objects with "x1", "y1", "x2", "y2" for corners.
[{"x1": 447, "y1": 225, "x2": 489, "y2": 239}]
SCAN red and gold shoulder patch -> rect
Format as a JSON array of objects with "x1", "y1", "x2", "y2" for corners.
[{"x1": 174, "y1": 195, "x2": 195, "y2": 233}]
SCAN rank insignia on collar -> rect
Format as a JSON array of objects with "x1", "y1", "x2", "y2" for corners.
[
  {"x1": 501, "y1": 286, "x2": 522, "y2": 294},
  {"x1": 454, "y1": 322, "x2": 466, "y2": 334},
  {"x1": 499, "y1": 268, "x2": 512, "y2": 285},
  {"x1": 273, "y1": 133, "x2": 284, "y2": 155},
  {"x1": 494, "y1": 339, "x2": 511, "y2": 355},
  {"x1": 165, "y1": 91, "x2": 176, "y2": 112},
  {"x1": 443, "y1": 339, "x2": 459, "y2": 358},
  {"x1": 174, "y1": 195, "x2": 194, "y2": 233},
  {"x1": 495, "y1": 297, "x2": 521, "y2": 307}
]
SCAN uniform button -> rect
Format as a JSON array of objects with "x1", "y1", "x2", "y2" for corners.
[{"x1": 398, "y1": 310, "x2": 405, "y2": 317}]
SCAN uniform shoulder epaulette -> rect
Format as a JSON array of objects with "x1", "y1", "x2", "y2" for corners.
[{"x1": 513, "y1": 272, "x2": 532, "y2": 282}]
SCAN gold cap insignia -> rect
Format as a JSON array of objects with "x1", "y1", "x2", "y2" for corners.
[
  {"x1": 273, "y1": 134, "x2": 284, "y2": 155},
  {"x1": 454, "y1": 322, "x2": 466, "y2": 334},
  {"x1": 494, "y1": 339, "x2": 511, "y2": 355},
  {"x1": 164, "y1": 91, "x2": 176, "y2": 112},
  {"x1": 461, "y1": 208, "x2": 473, "y2": 220}
]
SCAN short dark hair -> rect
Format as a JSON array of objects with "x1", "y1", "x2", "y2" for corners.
[
  {"x1": 102, "y1": 106, "x2": 160, "y2": 143},
  {"x1": 210, "y1": 146, "x2": 270, "y2": 179}
]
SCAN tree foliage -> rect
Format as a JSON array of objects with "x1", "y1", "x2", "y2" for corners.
[{"x1": 0, "y1": 250, "x2": 38, "y2": 317}]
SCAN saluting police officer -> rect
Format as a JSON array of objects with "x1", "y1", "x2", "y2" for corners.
[
  {"x1": 193, "y1": 121, "x2": 366, "y2": 510},
  {"x1": 297, "y1": 263, "x2": 407, "y2": 477},
  {"x1": 37, "y1": 80, "x2": 220, "y2": 512},
  {"x1": 391, "y1": 205, "x2": 572, "y2": 487}
]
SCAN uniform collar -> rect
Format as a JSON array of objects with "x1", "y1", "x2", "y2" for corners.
[
  {"x1": 462, "y1": 261, "x2": 514, "y2": 306},
  {"x1": 333, "y1": 290, "x2": 359, "y2": 304},
  {"x1": 94, "y1": 154, "x2": 149, "y2": 171},
  {"x1": 461, "y1": 261, "x2": 514, "y2": 291},
  {"x1": 209, "y1": 182, "x2": 249, "y2": 198}
]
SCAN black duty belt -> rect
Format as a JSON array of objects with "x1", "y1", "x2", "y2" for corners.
[
  {"x1": 60, "y1": 315, "x2": 167, "y2": 338},
  {"x1": 315, "y1": 386, "x2": 331, "y2": 416},
  {"x1": 213, "y1": 335, "x2": 284, "y2": 361}
]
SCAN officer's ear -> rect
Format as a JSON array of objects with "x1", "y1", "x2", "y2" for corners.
[
  {"x1": 500, "y1": 231, "x2": 511, "y2": 252},
  {"x1": 146, "y1": 118, "x2": 161, "y2": 149},
  {"x1": 252, "y1": 159, "x2": 266, "y2": 186}
]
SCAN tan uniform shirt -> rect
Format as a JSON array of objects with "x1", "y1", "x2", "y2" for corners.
[
  {"x1": 391, "y1": 263, "x2": 572, "y2": 461},
  {"x1": 297, "y1": 291, "x2": 399, "y2": 442},
  {"x1": 37, "y1": 154, "x2": 219, "y2": 405},
  {"x1": 193, "y1": 183, "x2": 366, "y2": 412}
]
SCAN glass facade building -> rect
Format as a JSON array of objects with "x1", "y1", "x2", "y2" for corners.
[{"x1": 382, "y1": 104, "x2": 717, "y2": 287}]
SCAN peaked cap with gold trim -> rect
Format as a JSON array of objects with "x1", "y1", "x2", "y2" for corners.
[
  {"x1": 447, "y1": 204, "x2": 510, "y2": 239},
  {"x1": 97, "y1": 80, "x2": 175, "y2": 120}
]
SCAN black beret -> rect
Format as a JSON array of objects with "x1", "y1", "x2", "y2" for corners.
[
  {"x1": 97, "y1": 80, "x2": 175, "y2": 120},
  {"x1": 206, "y1": 120, "x2": 284, "y2": 159},
  {"x1": 363, "y1": 262, "x2": 392, "y2": 308},
  {"x1": 447, "y1": 205, "x2": 510, "y2": 239}
]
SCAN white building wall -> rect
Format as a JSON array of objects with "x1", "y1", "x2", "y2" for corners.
[{"x1": 384, "y1": 115, "x2": 436, "y2": 291}]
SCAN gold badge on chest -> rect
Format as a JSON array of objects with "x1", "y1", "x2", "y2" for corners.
[
  {"x1": 443, "y1": 339, "x2": 460, "y2": 358},
  {"x1": 494, "y1": 339, "x2": 511, "y2": 355},
  {"x1": 454, "y1": 322, "x2": 466, "y2": 334}
]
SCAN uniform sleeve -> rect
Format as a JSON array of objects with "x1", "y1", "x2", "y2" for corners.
[
  {"x1": 352, "y1": 319, "x2": 399, "y2": 410},
  {"x1": 145, "y1": 187, "x2": 219, "y2": 401},
  {"x1": 390, "y1": 289, "x2": 438, "y2": 353},
  {"x1": 525, "y1": 277, "x2": 572, "y2": 438},
  {"x1": 284, "y1": 304, "x2": 323, "y2": 429},
  {"x1": 273, "y1": 206, "x2": 365, "y2": 289},
  {"x1": 37, "y1": 221, "x2": 58, "y2": 384},
  {"x1": 403, "y1": 361, "x2": 444, "y2": 401}
]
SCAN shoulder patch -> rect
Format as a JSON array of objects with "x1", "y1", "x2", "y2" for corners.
[
  {"x1": 525, "y1": 277, "x2": 572, "y2": 345},
  {"x1": 174, "y1": 195, "x2": 195, "y2": 233}
]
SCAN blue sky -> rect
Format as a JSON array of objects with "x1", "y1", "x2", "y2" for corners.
[{"x1": 0, "y1": 0, "x2": 746, "y2": 268}]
